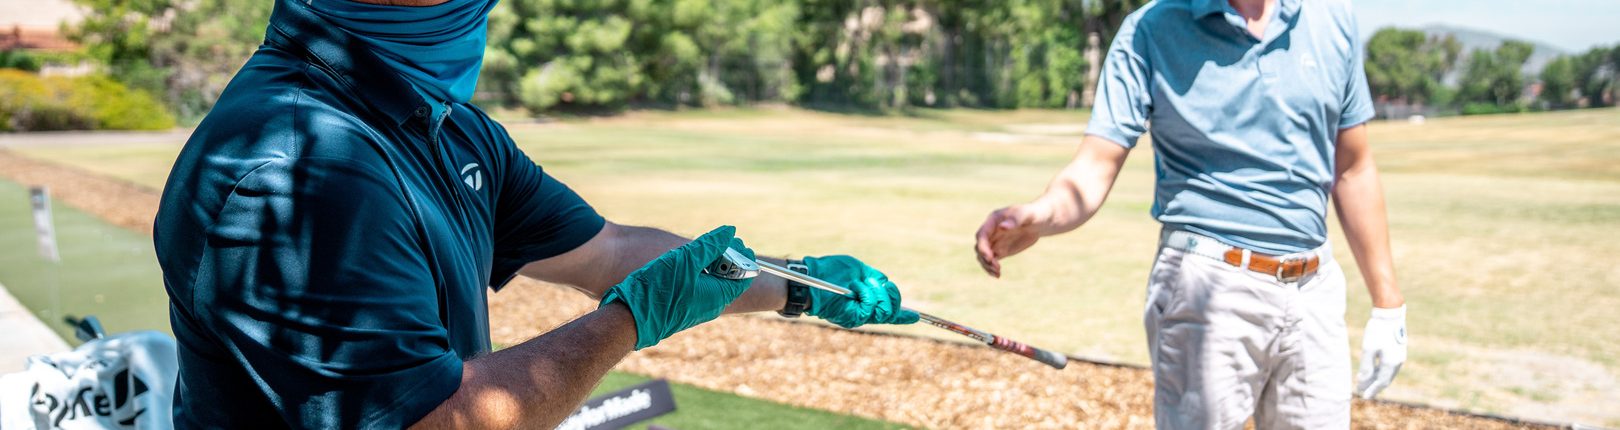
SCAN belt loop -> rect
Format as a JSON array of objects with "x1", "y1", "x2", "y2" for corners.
[{"x1": 1240, "y1": 249, "x2": 1251, "y2": 268}]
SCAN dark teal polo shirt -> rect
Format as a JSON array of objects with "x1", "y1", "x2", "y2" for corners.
[{"x1": 152, "y1": 0, "x2": 604, "y2": 427}]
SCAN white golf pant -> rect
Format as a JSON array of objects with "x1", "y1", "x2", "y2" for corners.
[{"x1": 1144, "y1": 236, "x2": 1351, "y2": 429}]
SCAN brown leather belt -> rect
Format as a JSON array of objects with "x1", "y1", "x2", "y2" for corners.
[{"x1": 1222, "y1": 248, "x2": 1320, "y2": 283}]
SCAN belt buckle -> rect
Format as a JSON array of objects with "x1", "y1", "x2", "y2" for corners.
[{"x1": 1275, "y1": 256, "x2": 1306, "y2": 283}]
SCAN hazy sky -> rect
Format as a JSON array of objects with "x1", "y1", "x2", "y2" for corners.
[{"x1": 1354, "y1": 0, "x2": 1620, "y2": 52}]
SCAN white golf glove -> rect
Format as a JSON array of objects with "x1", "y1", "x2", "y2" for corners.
[{"x1": 1356, "y1": 305, "x2": 1407, "y2": 399}]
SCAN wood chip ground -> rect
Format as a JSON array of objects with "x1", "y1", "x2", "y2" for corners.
[{"x1": 0, "y1": 149, "x2": 1558, "y2": 429}]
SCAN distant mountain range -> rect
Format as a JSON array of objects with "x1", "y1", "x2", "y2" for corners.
[{"x1": 1417, "y1": 24, "x2": 1567, "y2": 76}]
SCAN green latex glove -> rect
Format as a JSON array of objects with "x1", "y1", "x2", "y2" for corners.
[
  {"x1": 601, "y1": 226, "x2": 756, "y2": 350},
  {"x1": 802, "y1": 255, "x2": 921, "y2": 328}
]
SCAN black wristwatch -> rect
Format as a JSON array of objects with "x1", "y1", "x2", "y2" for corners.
[{"x1": 777, "y1": 260, "x2": 812, "y2": 318}]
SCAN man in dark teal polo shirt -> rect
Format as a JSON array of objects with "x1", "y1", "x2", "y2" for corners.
[{"x1": 152, "y1": 0, "x2": 918, "y2": 427}]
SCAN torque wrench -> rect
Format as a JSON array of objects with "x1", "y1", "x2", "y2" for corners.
[{"x1": 707, "y1": 250, "x2": 1067, "y2": 369}]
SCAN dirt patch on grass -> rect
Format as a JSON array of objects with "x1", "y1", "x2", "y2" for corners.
[
  {"x1": 0, "y1": 150, "x2": 159, "y2": 234},
  {"x1": 0, "y1": 149, "x2": 1560, "y2": 429}
]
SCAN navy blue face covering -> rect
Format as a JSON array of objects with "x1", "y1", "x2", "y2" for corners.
[{"x1": 305, "y1": 0, "x2": 496, "y2": 104}]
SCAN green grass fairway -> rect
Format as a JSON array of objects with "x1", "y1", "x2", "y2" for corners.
[
  {"x1": 0, "y1": 177, "x2": 905, "y2": 430},
  {"x1": 587, "y1": 373, "x2": 908, "y2": 430},
  {"x1": 0, "y1": 179, "x2": 171, "y2": 340},
  {"x1": 7, "y1": 106, "x2": 1620, "y2": 425}
]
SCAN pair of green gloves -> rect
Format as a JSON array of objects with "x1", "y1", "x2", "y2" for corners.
[{"x1": 599, "y1": 226, "x2": 921, "y2": 350}]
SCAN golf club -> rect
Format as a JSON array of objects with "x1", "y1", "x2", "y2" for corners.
[{"x1": 708, "y1": 250, "x2": 1067, "y2": 369}]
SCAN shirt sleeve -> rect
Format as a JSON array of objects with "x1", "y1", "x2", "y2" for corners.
[
  {"x1": 197, "y1": 157, "x2": 461, "y2": 429},
  {"x1": 1085, "y1": 21, "x2": 1154, "y2": 149},
  {"x1": 1339, "y1": 10, "x2": 1375, "y2": 128},
  {"x1": 487, "y1": 138, "x2": 606, "y2": 290}
]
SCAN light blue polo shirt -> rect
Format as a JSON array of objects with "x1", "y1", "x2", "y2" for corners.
[{"x1": 1086, "y1": 0, "x2": 1375, "y2": 254}]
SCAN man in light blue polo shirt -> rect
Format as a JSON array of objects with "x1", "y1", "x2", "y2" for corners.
[{"x1": 973, "y1": 0, "x2": 1407, "y2": 428}]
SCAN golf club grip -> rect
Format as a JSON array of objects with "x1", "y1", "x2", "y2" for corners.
[
  {"x1": 990, "y1": 335, "x2": 1069, "y2": 369},
  {"x1": 919, "y1": 314, "x2": 1066, "y2": 369},
  {"x1": 757, "y1": 260, "x2": 1068, "y2": 369}
]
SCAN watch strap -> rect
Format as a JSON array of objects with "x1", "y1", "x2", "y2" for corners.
[{"x1": 777, "y1": 260, "x2": 812, "y2": 318}]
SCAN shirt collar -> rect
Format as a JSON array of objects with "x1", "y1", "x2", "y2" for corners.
[
  {"x1": 1194, "y1": 0, "x2": 1303, "y2": 20},
  {"x1": 1195, "y1": 0, "x2": 1304, "y2": 41},
  {"x1": 1193, "y1": 0, "x2": 1230, "y2": 18},
  {"x1": 264, "y1": 0, "x2": 432, "y2": 126},
  {"x1": 1276, "y1": 0, "x2": 1302, "y2": 22}
]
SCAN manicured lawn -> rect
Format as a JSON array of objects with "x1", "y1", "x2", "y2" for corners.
[
  {"x1": 0, "y1": 179, "x2": 171, "y2": 340},
  {"x1": 7, "y1": 106, "x2": 1620, "y2": 424}
]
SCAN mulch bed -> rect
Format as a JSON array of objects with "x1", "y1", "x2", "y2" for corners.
[{"x1": 0, "y1": 149, "x2": 1557, "y2": 429}]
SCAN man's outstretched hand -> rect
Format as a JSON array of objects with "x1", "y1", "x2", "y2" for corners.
[
  {"x1": 974, "y1": 204, "x2": 1046, "y2": 278},
  {"x1": 802, "y1": 255, "x2": 921, "y2": 328},
  {"x1": 599, "y1": 225, "x2": 755, "y2": 350}
]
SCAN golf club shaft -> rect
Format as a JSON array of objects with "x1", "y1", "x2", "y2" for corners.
[{"x1": 754, "y1": 260, "x2": 1068, "y2": 369}]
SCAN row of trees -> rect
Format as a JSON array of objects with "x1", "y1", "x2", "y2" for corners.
[
  {"x1": 63, "y1": 0, "x2": 1146, "y2": 118},
  {"x1": 53, "y1": 0, "x2": 1616, "y2": 120},
  {"x1": 1365, "y1": 27, "x2": 1620, "y2": 116},
  {"x1": 1538, "y1": 45, "x2": 1620, "y2": 110},
  {"x1": 479, "y1": 0, "x2": 1148, "y2": 113}
]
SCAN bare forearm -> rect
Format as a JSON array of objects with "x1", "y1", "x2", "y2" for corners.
[
  {"x1": 410, "y1": 303, "x2": 637, "y2": 429},
  {"x1": 1334, "y1": 170, "x2": 1402, "y2": 307},
  {"x1": 1032, "y1": 135, "x2": 1129, "y2": 234},
  {"x1": 1333, "y1": 126, "x2": 1404, "y2": 308}
]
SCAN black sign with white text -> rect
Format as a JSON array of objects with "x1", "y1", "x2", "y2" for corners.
[{"x1": 555, "y1": 379, "x2": 677, "y2": 430}]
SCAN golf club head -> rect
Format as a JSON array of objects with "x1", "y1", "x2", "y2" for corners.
[
  {"x1": 63, "y1": 314, "x2": 106, "y2": 342},
  {"x1": 705, "y1": 247, "x2": 760, "y2": 280}
]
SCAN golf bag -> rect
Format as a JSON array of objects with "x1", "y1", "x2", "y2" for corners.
[{"x1": 0, "y1": 323, "x2": 176, "y2": 430}]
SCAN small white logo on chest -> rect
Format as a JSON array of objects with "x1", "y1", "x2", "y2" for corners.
[
  {"x1": 1301, "y1": 53, "x2": 1318, "y2": 68},
  {"x1": 461, "y1": 163, "x2": 483, "y2": 191}
]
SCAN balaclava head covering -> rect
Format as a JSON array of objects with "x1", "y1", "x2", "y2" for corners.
[{"x1": 305, "y1": 0, "x2": 497, "y2": 104}]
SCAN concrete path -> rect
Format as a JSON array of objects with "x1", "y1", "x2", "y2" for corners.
[{"x1": 0, "y1": 281, "x2": 70, "y2": 374}]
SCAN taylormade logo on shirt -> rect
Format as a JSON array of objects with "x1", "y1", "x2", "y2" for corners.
[{"x1": 461, "y1": 163, "x2": 483, "y2": 191}]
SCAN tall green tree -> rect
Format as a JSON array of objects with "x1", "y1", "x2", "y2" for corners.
[
  {"x1": 632, "y1": 0, "x2": 800, "y2": 106},
  {"x1": 486, "y1": 0, "x2": 643, "y2": 112},
  {"x1": 1006, "y1": 0, "x2": 1090, "y2": 109},
  {"x1": 1457, "y1": 40, "x2": 1534, "y2": 110},
  {"x1": 1085, "y1": 0, "x2": 1148, "y2": 56},
  {"x1": 1564, "y1": 46, "x2": 1613, "y2": 108},
  {"x1": 790, "y1": 0, "x2": 899, "y2": 109},
  {"x1": 65, "y1": 0, "x2": 269, "y2": 121},
  {"x1": 63, "y1": 0, "x2": 173, "y2": 95},
  {"x1": 1364, "y1": 28, "x2": 1460, "y2": 106},
  {"x1": 483, "y1": 0, "x2": 802, "y2": 111},
  {"x1": 1538, "y1": 55, "x2": 1578, "y2": 109},
  {"x1": 150, "y1": 0, "x2": 272, "y2": 119},
  {"x1": 791, "y1": 0, "x2": 1091, "y2": 110}
]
